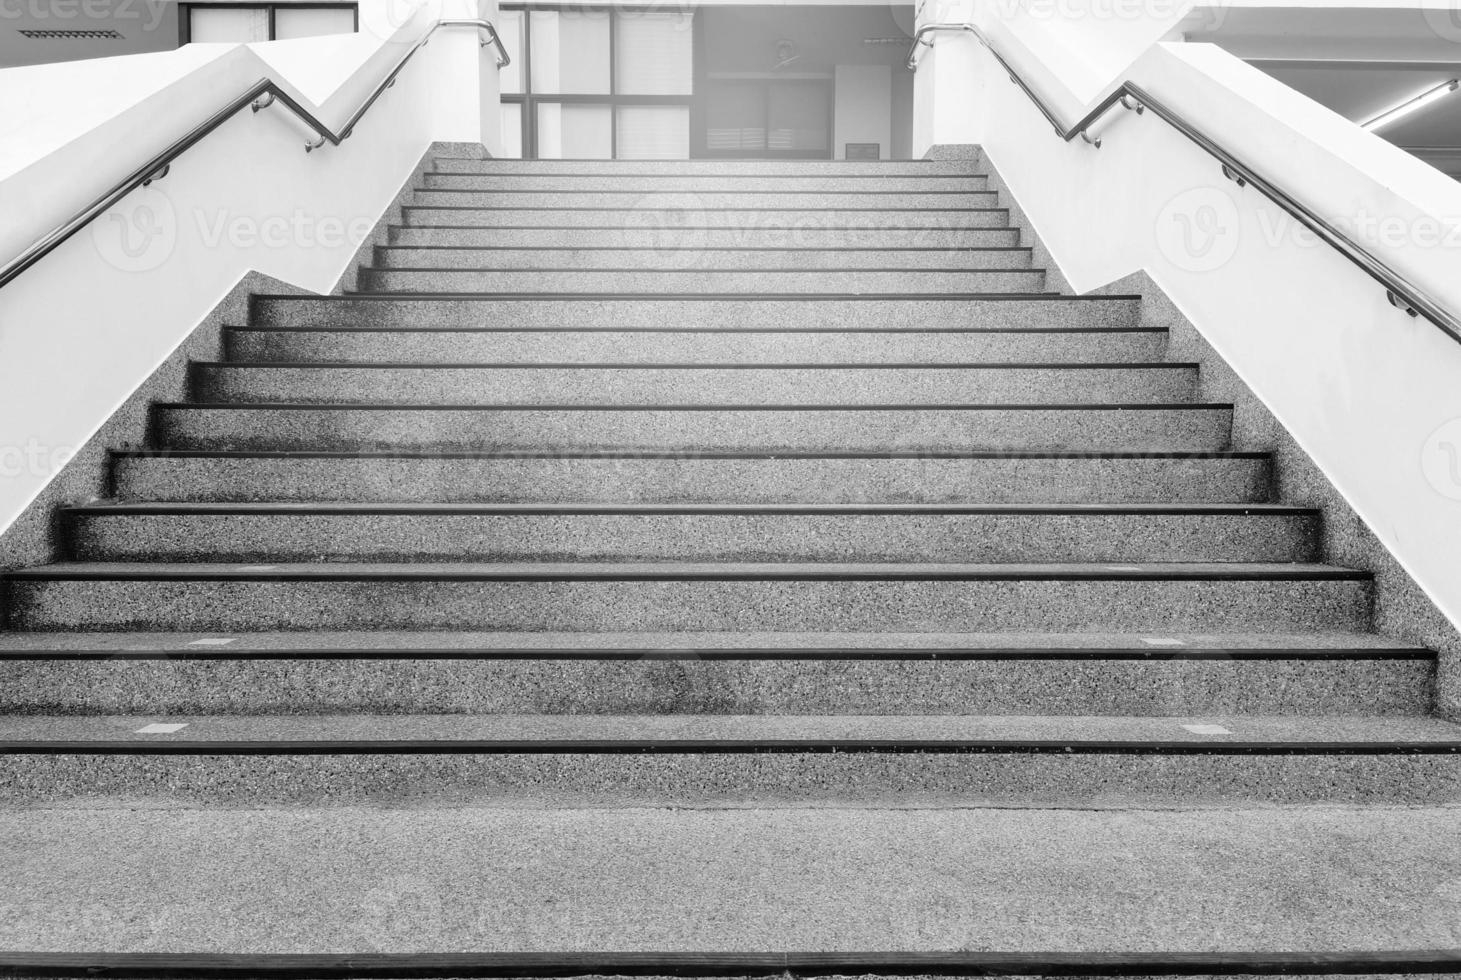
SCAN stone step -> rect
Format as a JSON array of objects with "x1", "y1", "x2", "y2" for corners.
[
  {"x1": 111, "y1": 450, "x2": 1273, "y2": 504},
  {"x1": 386, "y1": 225, "x2": 1023, "y2": 249},
  {"x1": 420, "y1": 172, "x2": 993, "y2": 193},
  {"x1": 372, "y1": 245, "x2": 1035, "y2": 271},
  {"x1": 224, "y1": 325, "x2": 1170, "y2": 365},
  {"x1": 190, "y1": 363, "x2": 1198, "y2": 406},
  {"x1": 0, "y1": 631, "x2": 1428, "y2": 717},
  {"x1": 352, "y1": 268, "x2": 1049, "y2": 294},
  {"x1": 410, "y1": 190, "x2": 1002, "y2": 211},
  {"x1": 247, "y1": 294, "x2": 1141, "y2": 331},
  {"x1": 64, "y1": 503, "x2": 1319, "y2": 563},
  {"x1": 401, "y1": 206, "x2": 1011, "y2": 229},
  {"x1": 151, "y1": 403, "x2": 1233, "y2": 453},
  {"x1": 0, "y1": 713, "x2": 1451, "y2": 805},
  {"x1": 3, "y1": 806, "x2": 1461, "y2": 959},
  {"x1": 431, "y1": 158, "x2": 987, "y2": 175},
  {"x1": 4, "y1": 562, "x2": 1371, "y2": 632}
]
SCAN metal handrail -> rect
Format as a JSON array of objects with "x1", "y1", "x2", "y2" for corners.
[
  {"x1": 908, "y1": 22, "x2": 1461, "y2": 346},
  {"x1": 0, "y1": 18, "x2": 508, "y2": 291}
]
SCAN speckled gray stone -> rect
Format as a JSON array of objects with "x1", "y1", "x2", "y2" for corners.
[
  {"x1": 0, "y1": 653, "x2": 1428, "y2": 716},
  {"x1": 0, "y1": 628, "x2": 1422, "y2": 653},
  {"x1": 7, "y1": 805, "x2": 1461, "y2": 950},
  {"x1": 402, "y1": 208, "x2": 1012, "y2": 230},
  {"x1": 225, "y1": 325, "x2": 1170, "y2": 365},
  {"x1": 248, "y1": 296, "x2": 1142, "y2": 331},
  {"x1": 111, "y1": 452, "x2": 1273, "y2": 504},
  {"x1": 409, "y1": 191, "x2": 1002, "y2": 210},
  {"x1": 0, "y1": 746, "x2": 1457, "y2": 805},
  {"x1": 353, "y1": 268, "x2": 1047, "y2": 295},
  {"x1": 67, "y1": 506, "x2": 1318, "y2": 563},
  {"x1": 420, "y1": 173, "x2": 993, "y2": 192},
  {"x1": 433, "y1": 158, "x2": 986, "y2": 175},
  {"x1": 191, "y1": 365, "x2": 1197, "y2": 407},
  {"x1": 372, "y1": 246, "x2": 1034, "y2": 272},
  {"x1": 387, "y1": 226, "x2": 1024, "y2": 249},
  {"x1": 153, "y1": 405, "x2": 1232, "y2": 453},
  {"x1": 6, "y1": 564, "x2": 1372, "y2": 632}
]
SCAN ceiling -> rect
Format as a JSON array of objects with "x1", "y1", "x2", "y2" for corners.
[{"x1": 1183, "y1": 6, "x2": 1461, "y2": 177}]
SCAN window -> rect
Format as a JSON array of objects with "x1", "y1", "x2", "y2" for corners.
[
  {"x1": 181, "y1": 4, "x2": 358, "y2": 45},
  {"x1": 501, "y1": 5, "x2": 694, "y2": 160}
]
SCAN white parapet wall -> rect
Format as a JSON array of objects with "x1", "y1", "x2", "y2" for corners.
[
  {"x1": 913, "y1": 0, "x2": 1461, "y2": 637},
  {"x1": 0, "y1": 0, "x2": 500, "y2": 540}
]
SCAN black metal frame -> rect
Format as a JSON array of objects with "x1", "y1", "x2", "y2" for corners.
[
  {"x1": 178, "y1": 3, "x2": 359, "y2": 45},
  {"x1": 500, "y1": 4, "x2": 697, "y2": 160}
]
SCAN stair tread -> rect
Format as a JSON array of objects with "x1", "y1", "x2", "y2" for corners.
[
  {"x1": 0, "y1": 713, "x2": 1456, "y2": 746},
  {"x1": 0, "y1": 630, "x2": 1423, "y2": 656},
  {"x1": 5, "y1": 805, "x2": 1461, "y2": 955},
  {"x1": 8, "y1": 561, "x2": 1368, "y2": 581}
]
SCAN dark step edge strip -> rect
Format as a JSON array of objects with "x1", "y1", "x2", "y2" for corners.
[
  {"x1": 0, "y1": 739, "x2": 1451, "y2": 755},
  {"x1": 4, "y1": 567, "x2": 1370, "y2": 582},
  {"x1": 0, "y1": 645, "x2": 1428, "y2": 662},
  {"x1": 226, "y1": 325, "x2": 1165, "y2": 336},
  {"x1": 109, "y1": 448, "x2": 1271, "y2": 459},
  {"x1": 399, "y1": 205, "x2": 1011, "y2": 213},
  {"x1": 413, "y1": 188, "x2": 997, "y2": 196},
  {"x1": 374, "y1": 244, "x2": 1032, "y2": 253},
  {"x1": 359, "y1": 267, "x2": 1048, "y2": 274},
  {"x1": 250, "y1": 292, "x2": 1135, "y2": 303},
  {"x1": 391, "y1": 223, "x2": 1017, "y2": 232},
  {"x1": 195, "y1": 361, "x2": 1199, "y2": 371},
  {"x1": 4, "y1": 949, "x2": 1461, "y2": 979},
  {"x1": 153, "y1": 401, "x2": 1233, "y2": 412},
  {"x1": 63, "y1": 503, "x2": 1313, "y2": 516},
  {"x1": 334, "y1": 292, "x2": 1068, "y2": 302}
]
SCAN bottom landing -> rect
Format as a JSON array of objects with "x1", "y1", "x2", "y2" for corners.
[{"x1": 1, "y1": 803, "x2": 1460, "y2": 964}]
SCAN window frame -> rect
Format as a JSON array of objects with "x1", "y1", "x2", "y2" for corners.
[
  {"x1": 501, "y1": 3, "x2": 699, "y2": 160},
  {"x1": 178, "y1": 3, "x2": 359, "y2": 45}
]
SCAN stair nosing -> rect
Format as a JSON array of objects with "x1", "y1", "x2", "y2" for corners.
[
  {"x1": 110, "y1": 448, "x2": 1270, "y2": 459},
  {"x1": 194, "y1": 360, "x2": 1198, "y2": 371},
  {"x1": 5, "y1": 562, "x2": 1372, "y2": 583},
  {"x1": 155, "y1": 401, "x2": 1233, "y2": 411},
  {"x1": 64, "y1": 502, "x2": 1314, "y2": 516},
  {"x1": 412, "y1": 188, "x2": 998, "y2": 196},
  {"x1": 227, "y1": 324, "x2": 1166, "y2": 336},
  {"x1": 0, "y1": 739, "x2": 1452, "y2": 755},
  {"x1": 3, "y1": 949, "x2": 1460, "y2": 978},
  {"x1": 251, "y1": 292, "x2": 1137, "y2": 302},
  {"x1": 374, "y1": 244, "x2": 1033, "y2": 253},
  {"x1": 0, "y1": 644, "x2": 1427, "y2": 662}
]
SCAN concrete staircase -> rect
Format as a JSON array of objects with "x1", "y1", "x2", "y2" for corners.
[{"x1": 2, "y1": 156, "x2": 1460, "y2": 968}]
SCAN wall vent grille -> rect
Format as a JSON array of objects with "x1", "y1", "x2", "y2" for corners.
[{"x1": 18, "y1": 29, "x2": 124, "y2": 40}]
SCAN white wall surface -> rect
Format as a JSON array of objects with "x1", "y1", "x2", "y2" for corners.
[
  {"x1": 834, "y1": 64, "x2": 892, "y2": 158},
  {"x1": 913, "y1": 1, "x2": 1461, "y2": 635},
  {"x1": 0, "y1": 0, "x2": 501, "y2": 538}
]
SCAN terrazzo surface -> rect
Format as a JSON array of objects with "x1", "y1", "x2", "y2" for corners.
[{"x1": 3, "y1": 806, "x2": 1461, "y2": 950}]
